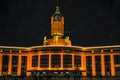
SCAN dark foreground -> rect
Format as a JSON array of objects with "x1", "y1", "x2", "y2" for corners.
[{"x1": 0, "y1": 76, "x2": 120, "y2": 80}]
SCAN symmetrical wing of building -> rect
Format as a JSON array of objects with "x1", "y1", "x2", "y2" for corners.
[{"x1": 0, "y1": 6, "x2": 120, "y2": 77}]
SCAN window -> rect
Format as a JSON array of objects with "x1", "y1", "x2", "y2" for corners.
[
  {"x1": 2, "y1": 55, "x2": 9, "y2": 73},
  {"x1": 114, "y1": 55, "x2": 120, "y2": 76},
  {"x1": 21, "y1": 56, "x2": 27, "y2": 65},
  {"x1": 105, "y1": 55, "x2": 111, "y2": 76},
  {"x1": 21, "y1": 56, "x2": 27, "y2": 76},
  {"x1": 86, "y1": 56, "x2": 92, "y2": 76},
  {"x1": 51, "y1": 55, "x2": 60, "y2": 68},
  {"x1": 32, "y1": 55, "x2": 38, "y2": 67},
  {"x1": 63, "y1": 55, "x2": 72, "y2": 68},
  {"x1": 74, "y1": 55, "x2": 81, "y2": 67},
  {"x1": 40, "y1": 55, "x2": 49, "y2": 68},
  {"x1": 12, "y1": 56, "x2": 18, "y2": 75},
  {"x1": 114, "y1": 55, "x2": 120, "y2": 64},
  {"x1": 95, "y1": 56, "x2": 101, "y2": 76},
  {"x1": 12, "y1": 56, "x2": 18, "y2": 65}
]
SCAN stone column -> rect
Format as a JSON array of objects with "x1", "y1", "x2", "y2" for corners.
[
  {"x1": 81, "y1": 54, "x2": 87, "y2": 76},
  {"x1": 49, "y1": 54, "x2": 51, "y2": 69},
  {"x1": 27, "y1": 54, "x2": 32, "y2": 76},
  {"x1": 110, "y1": 54, "x2": 115, "y2": 76},
  {"x1": 92, "y1": 55, "x2": 96, "y2": 76},
  {"x1": 8, "y1": 54, "x2": 12, "y2": 75},
  {"x1": 101, "y1": 54, "x2": 105, "y2": 76},
  {"x1": 0, "y1": 54, "x2": 2, "y2": 76},
  {"x1": 17, "y1": 55, "x2": 21, "y2": 76},
  {"x1": 61, "y1": 53, "x2": 63, "y2": 69},
  {"x1": 72, "y1": 54, "x2": 74, "y2": 70},
  {"x1": 38, "y1": 53, "x2": 41, "y2": 69}
]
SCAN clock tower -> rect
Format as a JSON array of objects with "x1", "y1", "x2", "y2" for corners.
[
  {"x1": 43, "y1": 6, "x2": 71, "y2": 46},
  {"x1": 51, "y1": 6, "x2": 64, "y2": 36}
]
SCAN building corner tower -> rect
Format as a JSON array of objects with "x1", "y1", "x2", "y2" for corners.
[{"x1": 43, "y1": 6, "x2": 71, "y2": 46}]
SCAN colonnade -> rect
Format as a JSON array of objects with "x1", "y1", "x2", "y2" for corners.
[{"x1": 0, "y1": 53, "x2": 116, "y2": 76}]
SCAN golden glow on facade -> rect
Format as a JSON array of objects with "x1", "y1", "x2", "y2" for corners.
[{"x1": 0, "y1": 6, "x2": 120, "y2": 77}]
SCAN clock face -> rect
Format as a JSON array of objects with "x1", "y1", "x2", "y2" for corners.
[{"x1": 54, "y1": 15, "x2": 61, "y2": 21}]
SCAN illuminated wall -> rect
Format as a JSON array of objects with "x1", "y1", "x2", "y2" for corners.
[{"x1": 0, "y1": 46, "x2": 120, "y2": 76}]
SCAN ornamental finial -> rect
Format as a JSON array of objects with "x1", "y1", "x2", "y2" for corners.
[{"x1": 55, "y1": 6, "x2": 60, "y2": 14}]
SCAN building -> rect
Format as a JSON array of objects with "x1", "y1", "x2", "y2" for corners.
[{"x1": 0, "y1": 6, "x2": 120, "y2": 78}]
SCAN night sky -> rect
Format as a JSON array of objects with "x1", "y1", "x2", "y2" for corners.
[{"x1": 0, "y1": 0, "x2": 120, "y2": 47}]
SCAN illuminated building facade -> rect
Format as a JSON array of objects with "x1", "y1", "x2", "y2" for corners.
[{"x1": 0, "y1": 6, "x2": 120, "y2": 77}]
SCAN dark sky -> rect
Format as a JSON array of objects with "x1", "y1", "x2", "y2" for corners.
[{"x1": 0, "y1": 0, "x2": 120, "y2": 47}]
